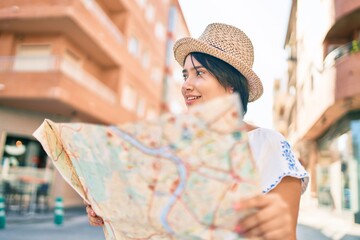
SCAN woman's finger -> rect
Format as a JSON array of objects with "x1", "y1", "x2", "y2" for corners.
[
  {"x1": 234, "y1": 193, "x2": 292, "y2": 239},
  {"x1": 241, "y1": 214, "x2": 285, "y2": 238},
  {"x1": 240, "y1": 196, "x2": 289, "y2": 231},
  {"x1": 238, "y1": 201, "x2": 278, "y2": 232},
  {"x1": 89, "y1": 216, "x2": 104, "y2": 226},
  {"x1": 234, "y1": 194, "x2": 279, "y2": 211},
  {"x1": 85, "y1": 205, "x2": 96, "y2": 217},
  {"x1": 85, "y1": 205, "x2": 104, "y2": 226},
  {"x1": 87, "y1": 211, "x2": 104, "y2": 226}
]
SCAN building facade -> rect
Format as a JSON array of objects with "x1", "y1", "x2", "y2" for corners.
[
  {"x1": 0, "y1": 0, "x2": 189, "y2": 208},
  {"x1": 274, "y1": 0, "x2": 360, "y2": 223}
]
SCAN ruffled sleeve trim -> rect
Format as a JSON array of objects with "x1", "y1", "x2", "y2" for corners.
[{"x1": 262, "y1": 172, "x2": 309, "y2": 194}]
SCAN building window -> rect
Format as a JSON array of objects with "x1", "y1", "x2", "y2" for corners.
[
  {"x1": 165, "y1": 39, "x2": 173, "y2": 66},
  {"x1": 145, "y1": 4, "x2": 155, "y2": 22},
  {"x1": 151, "y1": 67, "x2": 162, "y2": 83},
  {"x1": 128, "y1": 37, "x2": 139, "y2": 57},
  {"x1": 142, "y1": 51, "x2": 150, "y2": 69},
  {"x1": 155, "y1": 22, "x2": 165, "y2": 42},
  {"x1": 121, "y1": 84, "x2": 137, "y2": 111},
  {"x1": 137, "y1": 97, "x2": 146, "y2": 117},
  {"x1": 13, "y1": 44, "x2": 52, "y2": 71},
  {"x1": 167, "y1": 6, "x2": 177, "y2": 33}
]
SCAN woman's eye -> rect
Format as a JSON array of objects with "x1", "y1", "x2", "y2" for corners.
[
  {"x1": 196, "y1": 71, "x2": 204, "y2": 77},
  {"x1": 182, "y1": 74, "x2": 188, "y2": 81}
]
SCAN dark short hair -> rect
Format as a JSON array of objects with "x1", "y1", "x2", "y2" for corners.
[{"x1": 189, "y1": 52, "x2": 249, "y2": 114}]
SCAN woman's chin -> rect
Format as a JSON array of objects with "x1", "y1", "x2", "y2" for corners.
[{"x1": 185, "y1": 99, "x2": 202, "y2": 107}]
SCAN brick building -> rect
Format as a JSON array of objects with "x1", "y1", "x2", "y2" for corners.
[
  {"x1": 274, "y1": 0, "x2": 360, "y2": 223},
  {"x1": 0, "y1": 0, "x2": 189, "y2": 208}
]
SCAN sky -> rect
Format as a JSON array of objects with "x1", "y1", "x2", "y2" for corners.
[{"x1": 177, "y1": 0, "x2": 292, "y2": 128}]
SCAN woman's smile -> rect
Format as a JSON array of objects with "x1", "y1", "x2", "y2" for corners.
[{"x1": 184, "y1": 94, "x2": 201, "y2": 105}]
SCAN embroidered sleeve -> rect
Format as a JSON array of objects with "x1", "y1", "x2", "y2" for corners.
[
  {"x1": 280, "y1": 140, "x2": 299, "y2": 172},
  {"x1": 249, "y1": 129, "x2": 309, "y2": 194}
]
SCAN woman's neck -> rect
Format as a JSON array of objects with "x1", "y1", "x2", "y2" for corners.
[{"x1": 242, "y1": 122, "x2": 259, "y2": 132}]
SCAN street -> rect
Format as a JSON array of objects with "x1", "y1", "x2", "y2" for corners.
[
  {"x1": 0, "y1": 214, "x2": 105, "y2": 240},
  {"x1": 0, "y1": 211, "x2": 342, "y2": 240}
]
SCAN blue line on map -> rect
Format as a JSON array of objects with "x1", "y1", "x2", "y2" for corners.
[{"x1": 109, "y1": 126, "x2": 187, "y2": 235}]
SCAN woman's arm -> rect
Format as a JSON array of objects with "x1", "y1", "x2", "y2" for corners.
[
  {"x1": 271, "y1": 176, "x2": 302, "y2": 233},
  {"x1": 235, "y1": 176, "x2": 302, "y2": 240}
]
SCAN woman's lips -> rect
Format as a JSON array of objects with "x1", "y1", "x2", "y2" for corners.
[{"x1": 185, "y1": 96, "x2": 201, "y2": 105}]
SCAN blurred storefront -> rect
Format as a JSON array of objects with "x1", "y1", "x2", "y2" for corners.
[
  {"x1": 0, "y1": 130, "x2": 53, "y2": 213},
  {"x1": 316, "y1": 114, "x2": 360, "y2": 215},
  {"x1": 274, "y1": 0, "x2": 360, "y2": 223}
]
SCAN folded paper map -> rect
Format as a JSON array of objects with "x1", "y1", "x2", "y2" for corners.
[{"x1": 33, "y1": 94, "x2": 261, "y2": 240}]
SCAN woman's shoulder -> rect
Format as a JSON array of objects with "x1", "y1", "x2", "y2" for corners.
[
  {"x1": 247, "y1": 127, "x2": 285, "y2": 142},
  {"x1": 246, "y1": 127, "x2": 292, "y2": 157},
  {"x1": 243, "y1": 123, "x2": 287, "y2": 149}
]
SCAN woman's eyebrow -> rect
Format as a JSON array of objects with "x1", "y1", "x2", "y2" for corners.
[{"x1": 182, "y1": 66, "x2": 204, "y2": 74}]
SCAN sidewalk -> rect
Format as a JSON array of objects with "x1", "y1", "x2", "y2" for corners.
[
  {"x1": 4, "y1": 203, "x2": 360, "y2": 240},
  {"x1": 0, "y1": 208, "x2": 105, "y2": 240},
  {"x1": 298, "y1": 198, "x2": 360, "y2": 240},
  {"x1": 5, "y1": 206, "x2": 87, "y2": 225}
]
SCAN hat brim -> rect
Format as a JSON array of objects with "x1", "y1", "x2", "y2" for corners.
[{"x1": 173, "y1": 37, "x2": 263, "y2": 102}]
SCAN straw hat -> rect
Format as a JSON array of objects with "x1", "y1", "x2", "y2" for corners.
[{"x1": 173, "y1": 23, "x2": 263, "y2": 102}]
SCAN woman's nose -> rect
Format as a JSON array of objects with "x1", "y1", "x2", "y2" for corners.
[{"x1": 182, "y1": 78, "x2": 194, "y2": 92}]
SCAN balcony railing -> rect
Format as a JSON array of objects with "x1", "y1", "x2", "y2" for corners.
[
  {"x1": 80, "y1": 0, "x2": 124, "y2": 45},
  {"x1": 0, "y1": 56, "x2": 117, "y2": 104},
  {"x1": 324, "y1": 40, "x2": 360, "y2": 67}
]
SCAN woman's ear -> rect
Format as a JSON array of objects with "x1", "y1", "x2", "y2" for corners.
[{"x1": 227, "y1": 87, "x2": 234, "y2": 94}]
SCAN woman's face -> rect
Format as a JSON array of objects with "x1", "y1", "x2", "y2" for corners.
[{"x1": 181, "y1": 55, "x2": 232, "y2": 107}]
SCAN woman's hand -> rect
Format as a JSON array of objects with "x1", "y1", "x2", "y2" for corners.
[
  {"x1": 85, "y1": 203, "x2": 104, "y2": 226},
  {"x1": 235, "y1": 193, "x2": 292, "y2": 239},
  {"x1": 235, "y1": 177, "x2": 301, "y2": 240}
]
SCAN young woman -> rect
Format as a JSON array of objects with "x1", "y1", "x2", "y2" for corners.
[{"x1": 86, "y1": 23, "x2": 309, "y2": 240}]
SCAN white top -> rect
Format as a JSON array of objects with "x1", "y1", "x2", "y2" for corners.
[{"x1": 248, "y1": 128, "x2": 309, "y2": 194}]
